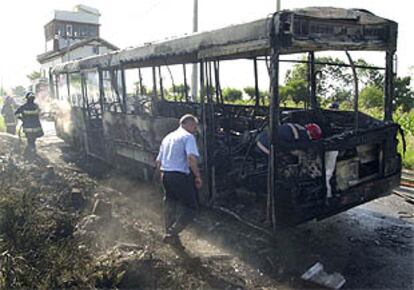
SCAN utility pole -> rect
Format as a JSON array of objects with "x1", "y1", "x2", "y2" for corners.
[
  {"x1": 191, "y1": 0, "x2": 198, "y2": 100},
  {"x1": 276, "y1": 0, "x2": 281, "y2": 11}
]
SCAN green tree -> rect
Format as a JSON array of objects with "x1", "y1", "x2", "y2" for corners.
[
  {"x1": 27, "y1": 71, "x2": 41, "y2": 81},
  {"x1": 163, "y1": 84, "x2": 190, "y2": 101},
  {"x1": 285, "y1": 56, "x2": 353, "y2": 102},
  {"x1": 279, "y1": 79, "x2": 307, "y2": 105},
  {"x1": 394, "y1": 76, "x2": 414, "y2": 112},
  {"x1": 279, "y1": 85, "x2": 290, "y2": 105},
  {"x1": 222, "y1": 87, "x2": 242, "y2": 102},
  {"x1": 12, "y1": 85, "x2": 26, "y2": 97},
  {"x1": 243, "y1": 86, "x2": 268, "y2": 104},
  {"x1": 173, "y1": 84, "x2": 190, "y2": 97},
  {"x1": 243, "y1": 86, "x2": 256, "y2": 101},
  {"x1": 354, "y1": 59, "x2": 384, "y2": 87},
  {"x1": 288, "y1": 79, "x2": 307, "y2": 104},
  {"x1": 360, "y1": 85, "x2": 383, "y2": 109}
]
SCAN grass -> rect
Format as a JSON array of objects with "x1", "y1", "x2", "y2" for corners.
[{"x1": 400, "y1": 134, "x2": 414, "y2": 169}]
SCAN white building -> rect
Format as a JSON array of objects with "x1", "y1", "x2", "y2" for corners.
[{"x1": 37, "y1": 4, "x2": 118, "y2": 79}]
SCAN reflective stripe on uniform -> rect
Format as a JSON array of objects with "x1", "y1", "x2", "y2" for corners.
[
  {"x1": 23, "y1": 109, "x2": 40, "y2": 115},
  {"x1": 6, "y1": 123, "x2": 16, "y2": 126},
  {"x1": 257, "y1": 140, "x2": 270, "y2": 155},
  {"x1": 23, "y1": 127, "x2": 42, "y2": 133},
  {"x1": 286, "y1": 123, "x2": 299, "y2": 140}
]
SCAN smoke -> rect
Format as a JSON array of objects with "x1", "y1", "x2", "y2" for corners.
[
  {"x1": 101, "y1": 175, "x2": 163, "y2": 224},
  {"x1": 33, "y1": 85, "x2": 73, "y2": 136},
  {"x1": 35, "y1": 85, "x2": 52, "y2": 114},
  {"x1": 55, "y1": 99, "x2": 73, "y2": 134}
]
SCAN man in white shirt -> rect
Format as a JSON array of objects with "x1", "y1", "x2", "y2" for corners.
[{"x1": 156, "y1": 114, "x2": 202, "y2": 250}]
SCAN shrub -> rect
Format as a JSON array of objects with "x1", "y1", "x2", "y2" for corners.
[{"x1": 222, "y1": 88, "x2": 242, "y2": 102}]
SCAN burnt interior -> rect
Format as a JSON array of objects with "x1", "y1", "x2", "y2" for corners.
[{"x1": 156, "y1": 100, "x2": 400, "y2": 225}]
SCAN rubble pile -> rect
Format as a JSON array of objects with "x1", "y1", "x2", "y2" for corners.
[
  {"x1": 0, "y1": 135, "x2": 129, "y2": 288},
  {"x1": 0, "y1": 134, "x2": 206, "y2": 289}
]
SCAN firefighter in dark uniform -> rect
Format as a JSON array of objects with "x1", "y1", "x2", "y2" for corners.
[
  {"x1": 252, "y1": 123, "x2": 323, "y2": 196},
  {"x1": 256, "y1": 122, "x2": 322, "y2": 155},
  {"x1": 15, "y1": 92, "x2": 44, "y2": 155},
  {"x1": 1, "y1": 96, "x2": 17, "y2": 135}
]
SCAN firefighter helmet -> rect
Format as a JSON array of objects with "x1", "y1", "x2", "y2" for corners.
[
  {"x1": 25, "y1": 92, "x2": 35, "y2": 100},
  {"x1": 305, "y1": 123, "x2": 322, "y2": 140}
]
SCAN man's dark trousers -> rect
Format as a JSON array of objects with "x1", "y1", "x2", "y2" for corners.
[{"x1": 162, "y1": 171, "x2": 199, "y2": 236}]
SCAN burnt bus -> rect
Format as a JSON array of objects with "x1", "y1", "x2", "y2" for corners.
[{"x1": 50, "y1": 7, "x2": 401, "y2": 227}]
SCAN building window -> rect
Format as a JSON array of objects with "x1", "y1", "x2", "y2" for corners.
[
  {"x1": 56, "y1": 27, "x2": 63, "y2": 36},
  {"x1": 66, "y1": 24, "x2": 73, "y2": 37},
  {"x1": 92, "y1": 46, "x2": 100, "y2": 54}
]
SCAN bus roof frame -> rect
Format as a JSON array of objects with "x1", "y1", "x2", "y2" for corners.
[{"x1": 52, "y1": 7, "x2": 397, "y2": 74}]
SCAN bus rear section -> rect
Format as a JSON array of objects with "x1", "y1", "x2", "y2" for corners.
[
  {"x1": 272, "y1": 110, "x2": 401, "y2": 225},
  {"x1": 211, "y1": 108, "x2": 401, "y2": 226}
]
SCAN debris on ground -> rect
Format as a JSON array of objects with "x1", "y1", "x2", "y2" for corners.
[{"x1": 301, "y1": 262, "x2": 346, "y2": 289}]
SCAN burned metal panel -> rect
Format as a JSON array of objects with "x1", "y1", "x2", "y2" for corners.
[
  {"x1": 102, "y1": 110, "x2": 205, "y2": 167},
  {"x1": 285, "y1": 7, "x2": 398, "y2": 52},
  {"x1": 197, "y1": 39, "x2": 269, "y2": 60},
  {"x1": 317, "y1": 172, "x2": 400, "y2": 221},
  {"x1": 103, "y1": 111, "x2": 161, "y2": 166}
]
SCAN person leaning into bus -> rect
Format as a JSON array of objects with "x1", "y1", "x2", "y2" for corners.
[
  {"x1": 1, "y1": 96, "x2": 17, "y2": 135},
  {"x1": 155, "y1": 114, "x2": 202, "y2": 250},
  {"x1": 15, "y1": 92, "x2": 44, "y2": 156},
  {"x1": 256, "y1": 122, "x2": 322, "y2": 155}
]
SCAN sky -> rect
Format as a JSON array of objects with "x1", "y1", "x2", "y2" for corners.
[{"x1": 0, "y1": 0, "x2": 412, "y2": 91}]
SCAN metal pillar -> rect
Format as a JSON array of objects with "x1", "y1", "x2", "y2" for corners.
[
  {"x1": 183, "y1": 64, "x2": 189, "y2": 102},
  {"x1": 66, "y1": 73, "x2": 71, "y2": 103},
  {"x1": 98, "y1": 69, "x2": 105, "y2": 114},
  {"x1": 308, "y1": 52, "x2": 318, "y2": 109},
  {"x1": 120, "y1": 66, "x2": 127, "y2": 112},
  {"x1": 384, "y1": 51, "x2": 395, "y2": 122},
  {"x1": 158, "y1": 66, "x2": 164, "y2": 100},
  {"x1": 254, "y1": 57, "x2": 260, "y2": 107},
  {"x1": 138, "y1": 68, "x2": 144, "y2": 96},
  {"x1": 191, "y1": 0, "x2": 198, "y2": 100},
  {"x1": 268, "y1": 47, "x2": 280, "y2": 231},
  {"x1": 345, "y1": 51, "x2": 359, "y2": 130}
]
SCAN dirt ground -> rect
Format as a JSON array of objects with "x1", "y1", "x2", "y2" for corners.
[{"x1": 13, "y1": 122, "x2": 414, "y2": 289}]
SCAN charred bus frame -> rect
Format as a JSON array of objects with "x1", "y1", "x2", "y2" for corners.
[{"x1": 50, "y1": 7, "x2": 401, "y2": 228}]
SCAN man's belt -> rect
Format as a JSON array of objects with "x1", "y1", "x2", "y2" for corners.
[{"x1": 162, "y1": 171, "x2": 189, "y2": 175}]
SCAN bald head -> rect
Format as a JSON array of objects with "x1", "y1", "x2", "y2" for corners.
[{"x1": 180, "y1": 114, "x2": 198, "y2": 134}]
